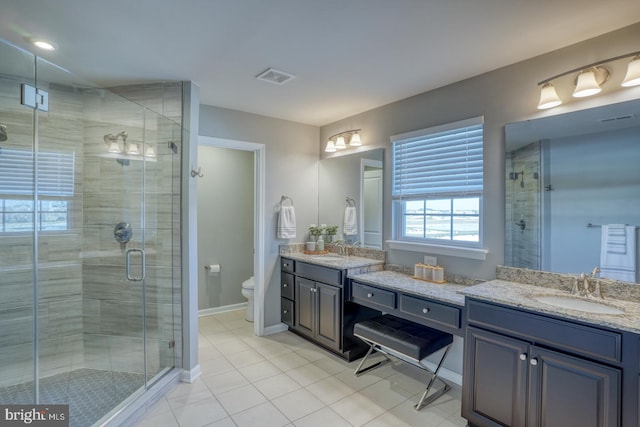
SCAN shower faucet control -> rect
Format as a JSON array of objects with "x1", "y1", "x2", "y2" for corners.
[{"x1": 114, "y1": 222, "x2": 133, "y2": 244}]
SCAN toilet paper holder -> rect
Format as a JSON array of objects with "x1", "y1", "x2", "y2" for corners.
[{"x1": 204, "y1": 264, "x2": 221, "y2": 273}]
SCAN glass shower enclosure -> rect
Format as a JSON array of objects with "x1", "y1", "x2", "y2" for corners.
[{"x1": 0, "y1": 40, "x2": 182, "y2": 426}]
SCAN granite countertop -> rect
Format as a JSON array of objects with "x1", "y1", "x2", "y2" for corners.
[
  {"x1": 461, "y1": 279, "x2": 640, "y2": 334},
  {"x1": 348, "y1": 270, "x2": 467, "y2": 307},
  {"x1": 283, "y1": 252, "x2": 384, "y2": 270}
]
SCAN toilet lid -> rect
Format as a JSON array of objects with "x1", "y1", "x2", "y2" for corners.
[{"x1": 242, "y1": 276, "x2": 255, "y2": 290}]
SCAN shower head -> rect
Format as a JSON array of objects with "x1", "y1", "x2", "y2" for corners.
[{"x1": 0, "y1": 124, "x2": 7, "y2": 142}]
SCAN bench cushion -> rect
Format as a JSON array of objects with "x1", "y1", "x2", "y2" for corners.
[{"x1": 354, "y1": 314, "x2": 453, "y2": 361}]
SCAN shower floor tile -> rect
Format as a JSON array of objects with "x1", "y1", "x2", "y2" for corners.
[{"x1": 0, "y1": 368, "x2": 145, "y2": 427}]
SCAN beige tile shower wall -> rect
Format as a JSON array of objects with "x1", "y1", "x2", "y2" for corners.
[
  {"x1": 506, "y1": 142, "x2": 541, "y2": 270},
  {"x1": 0, "y1": 81, "x2": 85, "y2": 386}
]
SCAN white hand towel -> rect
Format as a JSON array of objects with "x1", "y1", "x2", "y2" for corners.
[
  {"x1": 343, "y1": 206, "x2": 358, "y2": 236},
  {"x1": 600, "y1": 225, "x2": 636, "y2": 282},
  {"x1": 277, "y1": 206, "x2": 296, "y2": 239}
]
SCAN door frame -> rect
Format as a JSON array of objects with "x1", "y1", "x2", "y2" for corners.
[
  {"x1": 197, "y1": 136, "x2": 266, "y2": 336},
  {"x1": 360, "y1": 158, "x2": 383, "y2": 248}
]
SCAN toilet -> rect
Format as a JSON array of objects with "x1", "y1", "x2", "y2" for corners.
[{"x1": 241, "y1": 276, "x2": 255, "y2": 322}]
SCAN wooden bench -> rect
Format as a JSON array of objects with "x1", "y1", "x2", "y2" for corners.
[{"x1": 353, "y1": 314, "x2": 453, "y2": 410}]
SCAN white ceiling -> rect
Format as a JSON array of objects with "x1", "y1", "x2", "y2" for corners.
[{"x1": 1, "y1": 1, "x2": 640, "y2": 126}]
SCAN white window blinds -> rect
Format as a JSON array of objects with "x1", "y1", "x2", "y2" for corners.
[
  {"x1": 0, "y1": 149, "x2": 75, "y2": 196},
  {"x1": 392, "y1": 117, "x2": 483, "y2": 199}
]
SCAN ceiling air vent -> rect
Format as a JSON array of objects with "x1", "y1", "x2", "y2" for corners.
[
  {"x1": 255, "y1": 67, "x2": 296, "y2": 85},
  {"x1": 598, "y1": 114, "x2": 635, "y2": 123}
]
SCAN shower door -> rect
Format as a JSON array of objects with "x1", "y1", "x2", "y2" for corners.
[{"x1": 0, "y1": 39, "x2": 180, "y2": 426}]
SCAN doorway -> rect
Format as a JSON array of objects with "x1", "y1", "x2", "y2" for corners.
[{"x1": 197, "y1": 136, "x2": 266, "y2": 335}]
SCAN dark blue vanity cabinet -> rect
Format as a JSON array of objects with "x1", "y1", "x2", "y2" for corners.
[
  {"x1": 280, "y1": 257, "x2": 377, "y2": 361},
  {"x1": 462, "y1": 298, "x2": 640, "y2": 427}
]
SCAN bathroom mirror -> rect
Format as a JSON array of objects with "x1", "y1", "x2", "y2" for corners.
[
  {"x1": 318, "y1": 149, "x2": 384, "y2": 248},
  {"x1": 504, "y1": 98, "x2": 640, "y2": 282}
]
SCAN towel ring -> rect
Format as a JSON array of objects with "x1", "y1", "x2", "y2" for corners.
[
  {"x1": 346, "y1": 196, "x2": 356, "y2": 207},
  {"x1": 281, "y1": 195, "x2": 294, "y2": 206}
]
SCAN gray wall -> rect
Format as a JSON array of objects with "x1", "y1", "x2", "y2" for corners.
[
  {"x1": 199, "y1": 106, "x2": 319, "y2": 327},
  {"x1": 197, "y1": 145, "x2": 254, "y2": 310},
  {"x1": 320, "y1": 22, "x2": 640, "y2": 280}
]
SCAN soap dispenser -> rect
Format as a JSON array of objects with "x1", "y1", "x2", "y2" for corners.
[{"x1": 316, "y1": 235, "x2": 324, "y2": 251}]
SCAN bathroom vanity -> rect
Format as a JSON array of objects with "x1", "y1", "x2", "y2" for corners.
[
  {"x1": 280, "y1": 254, "x2": 384, "y2": 360},
  {"x1": 460, "y1": 280, "x2": 640, "y2": 427}
]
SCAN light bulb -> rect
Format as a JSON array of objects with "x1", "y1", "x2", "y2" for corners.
[
  {"x1": 325, "y1": 140, "x2": 336, "y2": 152},
  {"x1": 537, "y1": 83, "x2": 562, "y2": 109},
  {"x1": 349, "y1": 133, "x2": 362, "y2": 146},
  {"x1": 335, "y1": 136, "x2": 347, "y2": 149},
  {"x1": 145, "y1": 145, "x2": 156, "y2": 158},
  {"x1": 573, "y1": 69, "x2": 602, "y2": 98},
  {"x1": 108, "y1": 141, "x2": 121, "y2": 153},
  {"x1": 621, "y1": 56, "x2": 640, "y2": 87},
  {"x1": 127, "y1": 143, "x2": 139, "y2": 155}
]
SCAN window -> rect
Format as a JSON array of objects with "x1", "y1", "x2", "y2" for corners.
[
  {"x1": 392, "y1": 117, "x2": 483, "y2": 247},
  {"x1": 0, "y1": 148, "x2": 74, "y2": 232}
]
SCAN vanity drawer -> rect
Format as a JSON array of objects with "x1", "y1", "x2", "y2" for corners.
[
  {"x1": 351, "y1": 282, "x2": 396, "y2": 310},
  {"x1": 400, "y1": 294, "x2": 461, "y2": 329},
  {"x1": 281, "y1": 257, "x2": 294, "y2": 273},
  {"x1": 281, "y1": 298, "x2": 293, "y2": 326},
  {"x1": 295, "y1": 261, "x2": 342, "y2": 286},
  {"x1": 281, "y1": 272, "x2": 294, "y2": 300},
  {"x1": 466, "y1": 299, "x2": 622, "y2": 364}
]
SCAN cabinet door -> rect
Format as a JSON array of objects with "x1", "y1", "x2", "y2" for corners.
[
  {"x1": 315, "y1": 283, "x2": 341, "y2": 350},
  {"x1": 528, "y1": 346, "x2": 620, "y2": 427},
  {"x1": 295, "y1": 277, "x2": 315, "y2": 337},
  {"x1": 463, "y1": 327, "x2": 528, "y2": 427}
]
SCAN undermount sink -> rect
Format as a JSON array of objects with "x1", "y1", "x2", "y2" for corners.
[
  {"x1": 309, "y1": 255, "x2": 344, "y2": 261},
  {"x1": 531, "y1": 294, "x2": 625, "y2": 315}
]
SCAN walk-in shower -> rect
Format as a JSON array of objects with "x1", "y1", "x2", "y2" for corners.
[{"x1": 0, "y1": 40, "x2": 182, "y2": 426}]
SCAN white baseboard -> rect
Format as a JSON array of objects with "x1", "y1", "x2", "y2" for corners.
[
  {"x1": 263, "y1": 322, "x2": 289, "y2": 336},
  {"x1": 198, "y1": 302, "x2": 247, "y2": 317},
  {"x1": 181, "y1": 365, "x2": 202, "y2": 383}
]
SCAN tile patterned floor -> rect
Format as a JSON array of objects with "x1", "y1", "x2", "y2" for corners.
[
  {"x1": 133, "y1": 309, "x2": 468, "y2": 427},
  {"x1": 0, "y1": 368, "x2": 145, "y2": 427}
]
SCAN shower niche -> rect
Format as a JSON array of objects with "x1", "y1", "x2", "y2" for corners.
[{"x1": 0, "y1": 41, "x2": 182, "y2": 426}]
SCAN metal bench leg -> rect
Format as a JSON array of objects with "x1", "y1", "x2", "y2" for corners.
[
  {"x1": 354, "y1": 342, "x2": 391, "y2": 377},
  {"x1": 414, "y1": 344, "x2": 452, "y2": 411}
]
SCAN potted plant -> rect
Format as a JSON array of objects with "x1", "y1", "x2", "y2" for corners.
[
  {"x1": 309, "y1": 225, "x2": 323, "y2": 241},
  {"x1": 325, "y1": 225, "x2": 339, "y2": 243}
]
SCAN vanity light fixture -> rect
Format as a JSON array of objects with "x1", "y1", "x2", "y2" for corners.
[
  {"x1": 536, "y1": 50, "x2": 640, "y2": 110},
  {"x1": 325, "y1": 129, "x2": 363, "y2": 152},
  {"x1": 126, "y1": 142, "x2": 140, "y2": 155},
  {"x1": 621, "y1": 55, "x2": 640, "y2": 87},
  {"x1": 572, "y1": 67, "x2": 608, "y2": 98},
  {"x1": 144, "y1": 145, "x2": 156, "y2": 158},
  {"x1": 103, "y1": 131, "x2": 128, "y2": 154},
  {"x1": 537, "y1": 83, "x2": 562, "y2": 109}
]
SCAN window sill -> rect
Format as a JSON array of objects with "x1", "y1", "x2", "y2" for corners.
[{"x1": 386, "y1": 240, "x2": 488, "y2": 261}]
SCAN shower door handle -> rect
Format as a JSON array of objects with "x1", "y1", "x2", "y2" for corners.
[{"x1": 126, "y1": 248, "x2": 146, "y2": 281}]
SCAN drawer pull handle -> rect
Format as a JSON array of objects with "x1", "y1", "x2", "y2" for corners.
[
  {"x1": 367, "y1": 293, "x2": 373, "y2": 298},
  {"x1": 283, "y1": 263, "x2": 289, "y2": 267},
  {"x1": 283, "y1": 284, "x2": 287, "y2": 287},
  {"x1": 422, "y1": 308, "x2": 429, "y2": 314},
  {"x1": 530, "y1": 358, "x2": 538, "y2": 366},
  {"x1": 519, "y1": 353, "x2": 527, "y2": 361},
  {"x1": 283, "y1": 310, "x2": 288, "y2": 314}
]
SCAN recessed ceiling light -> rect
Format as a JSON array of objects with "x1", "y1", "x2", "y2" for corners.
[{"x1": 33, "y1": 40, "x2": 56, "y2": 51}]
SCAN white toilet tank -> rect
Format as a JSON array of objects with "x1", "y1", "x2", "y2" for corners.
[{"x1": 241, "y1": 276, "x2": 255, "y2": 322}]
